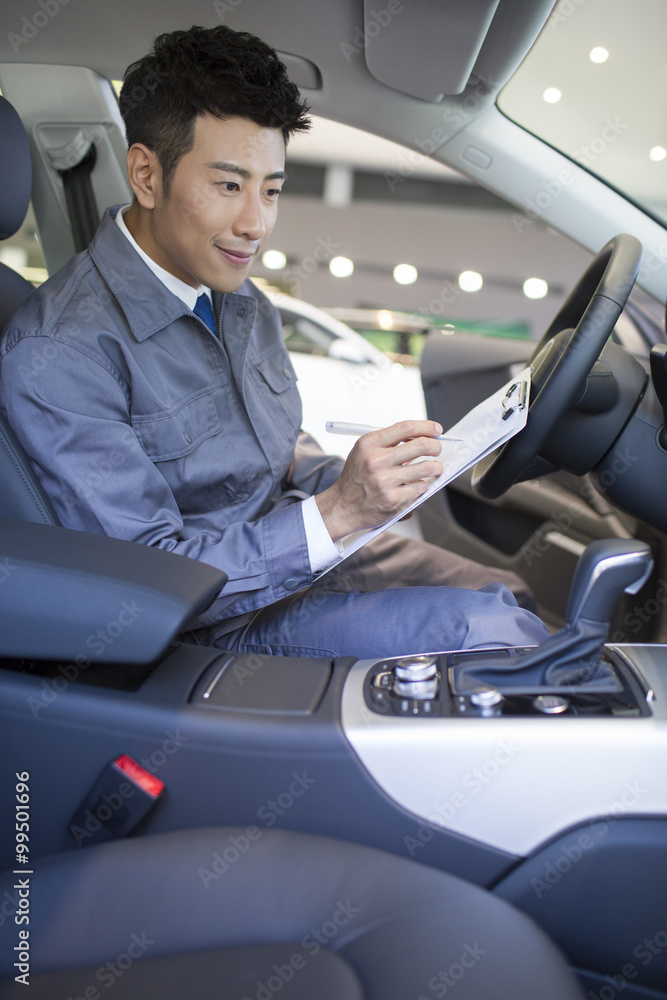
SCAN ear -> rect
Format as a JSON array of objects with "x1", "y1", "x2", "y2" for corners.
[{"x1": 126, "y1": 143, "x2": 162, "y2": 210}]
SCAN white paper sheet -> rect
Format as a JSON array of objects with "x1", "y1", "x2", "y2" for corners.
[{"x1": 317, "y1": 366, "x2": 532, "y2": 575}]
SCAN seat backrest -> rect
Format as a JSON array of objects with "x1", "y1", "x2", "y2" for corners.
[{"x1": 0, "y1": 96, "x2": 60, "y2": 525}]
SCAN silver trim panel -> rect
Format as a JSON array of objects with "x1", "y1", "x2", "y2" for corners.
[{"x1": 341, "y1": 646, "x2": 667, "y2": 856}]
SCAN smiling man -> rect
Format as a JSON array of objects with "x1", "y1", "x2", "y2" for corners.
[{"x1": 0, "y1": 25, "x2": 548, "y2": 657}]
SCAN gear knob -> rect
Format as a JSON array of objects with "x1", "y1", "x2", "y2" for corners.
[{"x1": 566, "y1": 538, "x2": 653, "y2": 628}]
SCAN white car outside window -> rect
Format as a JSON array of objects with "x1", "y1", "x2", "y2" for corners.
[{"x1": 262, "y1": 288, "x2": 427, "y2": 458}]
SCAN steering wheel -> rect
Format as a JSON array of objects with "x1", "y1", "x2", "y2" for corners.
[{"x1": 471, "y1": 233, "x2": 643, "y2": 500}]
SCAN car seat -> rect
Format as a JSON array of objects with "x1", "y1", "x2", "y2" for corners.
[
  {"x1": 0, "y1": 95, "x2": 60, "y2": 524},
  {"x1": 0, "y1": 823, "x2": 585, "y2": 999}
]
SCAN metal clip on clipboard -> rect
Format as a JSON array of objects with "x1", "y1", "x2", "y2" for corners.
[{"x1": 501, "y1": 380, "x2": 528, "y2": 421}]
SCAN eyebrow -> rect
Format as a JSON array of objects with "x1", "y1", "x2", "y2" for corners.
[{"x1": 206, "y1": 161, "x2": 286, "y2": 181}]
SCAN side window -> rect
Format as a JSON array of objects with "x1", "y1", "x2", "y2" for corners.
[{"x1": 279, "y1": 310, "x2": 334, "y2": 356}]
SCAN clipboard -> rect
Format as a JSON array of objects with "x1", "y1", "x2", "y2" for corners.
[{"x1": 316, "y1": 366, "x2": 532, "y2": 575}]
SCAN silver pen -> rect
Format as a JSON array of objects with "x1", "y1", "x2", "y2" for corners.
[{"x1": 325, "y1": 420, "x2": 462, "y2": 441}]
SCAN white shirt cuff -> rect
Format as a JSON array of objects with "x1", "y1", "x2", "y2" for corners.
[{"x1": 301, "y1": 495, "x2": 344, "y2": 574}]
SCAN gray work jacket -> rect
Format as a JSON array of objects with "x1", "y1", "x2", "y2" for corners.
[{"x1": 0, "y1": 208, "x2": 344, "y2": 634}]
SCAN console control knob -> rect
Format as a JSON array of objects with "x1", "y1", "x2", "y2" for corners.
[
  {"x1": 393, "y1": 654, "x2": 438, "y2": 682},
  {"x1": 470, "y1": 688, "x2": 503, "y2": 716},
  {"x1": 392, "y1": 655, "x2": 439, "y2": 701},
  {"x1": 393, "y1": 676, "x2": 439, "y2": 700},
  {"x1": 533, "y1": 694, "x2": 569, "y2": 715}
]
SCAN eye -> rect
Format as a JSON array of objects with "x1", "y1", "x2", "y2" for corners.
[
  {"x1": 217, "y1": 181, "x2": 239, "y2": 193},
  {"x1": 266, "y1": 187, "x2": 283, "y2": 198}
]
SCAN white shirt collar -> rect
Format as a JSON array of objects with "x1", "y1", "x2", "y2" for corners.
[{"x1": 114, "y1": 204, "x2": 212, "y2": 313}]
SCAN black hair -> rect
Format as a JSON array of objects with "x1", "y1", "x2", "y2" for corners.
[{"x1": 119, "y1": 25, "x2": 311, "y2": 194}]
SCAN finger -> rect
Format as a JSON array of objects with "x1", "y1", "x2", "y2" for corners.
[
  {"x1": 353, "y1": 435, "x2": 442, "y2": 473},
  {"x1": 371, "y1": 419, "x2": 444, "y2": 446},
  {"x1": 386, "y1": 458, "x2": 444, "y2": 485},
  {"x1": 390, "y1": 436, "x2": 444, "y2": 464}
]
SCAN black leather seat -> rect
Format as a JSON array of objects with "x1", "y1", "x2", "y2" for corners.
[
  {"x1": 0, "y1": 826, "x2": 585, "y2": 999},
  {"x1": 0, "y1": 95, "x2": 60, "y2": 525}
]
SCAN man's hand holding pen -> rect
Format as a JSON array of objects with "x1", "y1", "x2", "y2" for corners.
[{"x1": 315, "y1": 419, "x2": 446, "y2": 542}]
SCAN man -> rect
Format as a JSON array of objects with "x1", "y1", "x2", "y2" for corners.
[{"x1": 0, "y1": 25, "x2": 548, "y2": 658}]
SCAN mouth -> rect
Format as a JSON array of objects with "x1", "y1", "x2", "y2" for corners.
[{"x1": 215, "y1": 245, "x2": 256, "y2": 267}]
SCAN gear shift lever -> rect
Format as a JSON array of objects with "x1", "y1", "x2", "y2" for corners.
[
  {"x1": 565, "y1": 538, "x2": 653, "y2": 627},
  {"x1": 452, "y1": 538, "x2": 653, "y2": 693}
]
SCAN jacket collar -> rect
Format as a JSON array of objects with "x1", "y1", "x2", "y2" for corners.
[{"x1": 89, "y1": 207, "x2": 257, "y2": 343}]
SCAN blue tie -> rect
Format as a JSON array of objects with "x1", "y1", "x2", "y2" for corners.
[{"x1": 193, "y1": 292, "x2": 217, "y2": 335}]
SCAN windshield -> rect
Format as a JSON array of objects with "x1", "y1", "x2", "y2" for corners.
[{"x1": 498, "y1": 0, "x2": 667, "y2": 225}]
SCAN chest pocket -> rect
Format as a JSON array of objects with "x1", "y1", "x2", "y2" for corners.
[
  {"x1": 131, "y1": 388, "x2": 253, "y2": 513},
  {"x1": 255, "y1": 354, "x2": 302, "y2": 452}
]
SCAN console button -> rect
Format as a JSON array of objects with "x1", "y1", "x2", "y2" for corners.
[
  {"x1": 393, "y1": 676, "x2": 439, "y2": 699},
  {"x1": 470, "y1": 688, "x2": 504, "y2": 717},
  {"x1": 533, "y1": 694, "x2": 569, "y2": 715}
]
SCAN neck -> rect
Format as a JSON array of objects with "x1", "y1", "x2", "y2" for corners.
[{"x1": 123, "y1": 202, "x2": 199, "y2": 288}]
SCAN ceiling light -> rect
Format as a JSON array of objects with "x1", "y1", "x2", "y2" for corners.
[
  {"x1": 329, "y1": 256, "x2": 354, "y2": 278},
  {"x1": 262, "y1": 249, "x2": 287, "y2": 270},
  {"x1": 542, "y1": 87, "x2": 562, "y2": 104},
  {"x1": 377, "y1": 310, "x2": 394, "y2": 329},
  {"x1": 650, "y1": 146, "x2": 667, "y2": 162},
  {"x1": 458, "y1": 270, "x2": 483, "y2": 293},
  {"x1": 393, "y1": 263, "x2": 418, "y2": 285},
  {"x1": 589, "y1": 47, "x2": 609, "y2": 64},
  {"x1": 523, "y1": 277, "x2": 548, "y2": 299}
]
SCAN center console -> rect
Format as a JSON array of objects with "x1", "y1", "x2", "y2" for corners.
[
  {"x1": 340, "y1": 537, "x2": 665, "y2": 856},
  {"x1": 357, "y1": 645, "x2": 652, "y2": 720},
  {"x1": 2, "y1": 526, "x2": 667, "y2": 995}
]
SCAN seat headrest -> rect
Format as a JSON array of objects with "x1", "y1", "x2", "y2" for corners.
[{"x1": 0, "y1": 97, "x2": 32, "y2": 241}]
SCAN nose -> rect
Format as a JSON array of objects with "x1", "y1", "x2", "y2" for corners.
[{"x1": 233, "y1": 189, "x2": 269, "y2": 243}]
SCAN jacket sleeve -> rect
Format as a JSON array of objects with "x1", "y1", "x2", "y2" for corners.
[
  {"x1": 0, "y1": 336, "x2": 316, "y2": 628},
  {"x1": 287, "y1": 431, "x2": 345, "y2": 495}
]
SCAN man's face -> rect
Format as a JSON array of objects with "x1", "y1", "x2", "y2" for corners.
[{"x1": 143, "y1": 114, "x2": 286, "y2": 292}]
